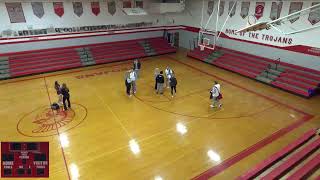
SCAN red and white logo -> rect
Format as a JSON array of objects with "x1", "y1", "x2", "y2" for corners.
[{"x1": 255, "y1": 2, "x2": 265, "y2": 20}]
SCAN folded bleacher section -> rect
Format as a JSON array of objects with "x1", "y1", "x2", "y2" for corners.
[
  {"x1": 0, "y1": 37, "x2": 175, "y2": 80},
  {"x1": 237, "y1": 129, "x2": 320, "y2": 180},
  {"x1": 187, "y1": 47, "x2": 320, "y2": 98}
]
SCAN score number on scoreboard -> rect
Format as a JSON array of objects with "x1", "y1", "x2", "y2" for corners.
[{"x1": 1, "y1": 142, "x2": 49, "y2": 177}]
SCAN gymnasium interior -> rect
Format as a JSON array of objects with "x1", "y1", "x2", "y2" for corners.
[{"x1": 0, "y1": 0, "x2": 319, "y2": 179}]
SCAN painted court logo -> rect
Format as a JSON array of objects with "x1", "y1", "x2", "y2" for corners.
[
  {"x1": 32, "y1": 109, "x2": 75, "y2": 133},
  {"x1": 17, "y1": 104, "x2": 87, "y2": 137}
]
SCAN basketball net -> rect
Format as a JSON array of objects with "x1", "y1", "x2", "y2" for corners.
[{"x1": 199, "y1": 37, "x2": 215, "y2": 51}]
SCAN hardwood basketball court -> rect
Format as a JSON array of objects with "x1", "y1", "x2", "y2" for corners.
[{"x1": 0, "y1": 49, "x2": 319, "y2": 179}]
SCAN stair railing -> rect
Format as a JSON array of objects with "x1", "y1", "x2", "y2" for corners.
[{"x1": 276, "y1": 58, "x2": 281, "y2": 70}]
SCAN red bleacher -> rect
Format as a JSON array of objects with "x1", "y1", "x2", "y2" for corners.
[
  {"x1": 90, "y1": 40, "x2": 146, "y2": 64},
  {"x1": 4, "y1": 37, "x2": 175, "y2": 78},
  {"x1": 238, "y1": 129, "x2": 319, "y2": 180},
  {"x1": 187, "y1": 46, "x2": 320, "y2": 97},
  {"x1": 287, "y1": 153, "x2": 320, "y2": 180},
  {"x1": 187, "y1": 48, "x2": 213, "y2": 61},
  {"x1": 148, "y1": 38, "x2": 177, "y2": 54},
  {"x1": 8, "y1": 48, "x2": 80, "y2": 77}
]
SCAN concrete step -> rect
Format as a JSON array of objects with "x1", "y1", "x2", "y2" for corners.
[
  {"x1": 79, "y1": 54, "x2": 93, "y2": 59},
  {"x1": 0, "y1": 60, "x2": 8, "y2": 65},
  {"x1": 0, "y1": 74, "x2": 10, "y2": 79},
  {"x1": 260, "y1": 71, "x2": 279, "y2": 80},
  {"x1": 81, "y1": 61, "x2": 95, "y2": 66},
  {"x1": 84, "y1": 58, "x2": 94, "y2": 62},
  {"x1": 205, "y1": 56, "x2": 218, "y2": 62},
  {"x1": 80, "y1": 57, "x2": 94, "y2": 62},
  {"x1": 256, "y1": 76, "x2": 274, "y2": 84},
  {"x1": 208, "y1": 54, "x2": 222, "y2": 59},
  {"x1": 0, "y1": 69, "x2": 10, "y2": 73},
  {"x1": 0, "y1": 57, "x2": 8, "y2": 61},
  {"x1": 266, "y1": 68, "x2": 283, "y2": 76},
  {"x1": 0, "y1": 64, "x2": 9, "y2": 69},
  {"x1": 212, "y1": 51, "x2": 224, "y2": 56},
  {"x1": 146, "y1": 52, "x2": 157, "y2": 56},
  {"x1": 145, "y1": 49, "x2": 156, "y2": 53}
]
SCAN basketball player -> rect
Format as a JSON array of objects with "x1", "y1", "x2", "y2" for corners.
[
  {"x1": 54, "y1": 81, "x2": 63, "y2": 107},
  {"x1": 125, "y1": 71, "x2": 132, "y2": 97},
  {"x1": 133, "y1": 59, "x2": 141, "y2": 78},
  {"x1": 210, "y1": 81, "x2": 222, "y2": 108},
  {"x1": 154, "y1": 68, "x2": 160, "y2": 90},
  {"x1": 156, "y1": 71, "x2": 165, "y2": 94},
  {"x1": 54, "y1": 81, "x2": 61, "y2": 94},
  {"x1": 129, "y1": 69, "x2": 137, "y2": 94},
  {"x1": 165, "y1": 66, "x2": 173, "y2": 88},
  {"x1": 170, "y1": 75, "x2": 177, "y2": 97},
  {"x1": 61, "y1": 83, "x2": 71, "y2": 111}
]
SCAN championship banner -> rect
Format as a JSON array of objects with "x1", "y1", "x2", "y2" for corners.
[
  {"x1": 308, "y1": 2, "x2": 320, "y2": 25},
  {"x1": 135, "y1": 0, "x2": 143, "y2": 8},
  {"x1": 53, "y1": 2, "x2": 64, "y2": 17},
  {"x1": 228, "y1": 1, "x2": 236, "y2": 17},
  {"x1": 219, "y1": 1, "x2": 225, "y2": 16},
  {"x1": 288, "y1": 2, "x2": 303, "y2": 23},
  {"x1": 31, "y1": 2, "x2": 44, "y2": 19},
  {"x1": 123, "y1": 1, "x2": 132, "y2": 8},
  {"x1": 91, "y1": 2, "x2": 100, "y2": 16},
  {"x1": 254, "y1": 2, "x2": 265, "y2": 20},
  {"x1": 207, "y1": 0, "x2": 214, "y2": 15},
  {"x1": 108, "y1": 0, "x2": 116, "y2": 16},
  {"x1": 73, "y1": 2, "x2": 83, "y2": 17},
  {"x1": 270, "y1": 2, "x2": 282, "y2": 20},
  {"x1": 5, "y1": 3, "x2": 26, "y2": 23},
  {"x1": 240, "y1": 2, "x2": 250, "y2": 19}
]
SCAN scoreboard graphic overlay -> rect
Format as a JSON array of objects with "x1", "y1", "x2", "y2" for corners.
[{"x1": 1, "y1": 142, "x2": 49, "y2": 177}]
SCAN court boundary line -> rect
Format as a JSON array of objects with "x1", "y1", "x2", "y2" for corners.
[
  {"x1": 167, "y1": 56, "x2": 310, "y2": 115},
  {"x1": 43, "y1": 77, "x2": 71, "y2": 180},
  {"x1": 4, "y1": 54, "x2": 315, "y2": 179},
  {"x1": 163, "y1": 56, "x2": 315, "y2": 179}
]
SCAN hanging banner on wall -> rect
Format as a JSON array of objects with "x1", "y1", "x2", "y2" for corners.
[
  {"x1": 5, "y1": 2, "x2": 26, "y2": 23},
  {"x1": 308, "y1": 2, "x2": 320, "y2": 25},
  {"x1": 108, "y1": 0, "x2": 116, "y2": 16},
  {"x1": 207, "y1": 0, "x2": 214, "y2": 15},
  {"x1": 135, "y1": 0, "x2": 143, "y2": 8},
  {"x1": 31, "y1": 2, "x2": 44, "y2": 19},
  {"x1": 123, "y1": 1, "x2": 132, "y2": 8},
  {"x1": 254, "y1": 2, "x2": 265, "y2": 20},
  {"x1": 219, "y1": 1, "x2": 225, "y2": 16},
  {"x1": 53, "y1": 2, "x2": 64, "y2": 17},
  {"x1": 240, "y1": 2, "x2": 250, "y2": 19},
  {"x1": 91, "y1": 2, "x2": 100, "y2": 16},
  {"x1": 288, "y1": 2, "x2": 303, "y2": 23},
  {"x1": 270, "y1": 2, "x2": 282, "y2": 20},
  {"x1": 228, "y1": 1, "x2": 236, "y2": 17},
  {"x1": 73, "y1": 2, "x2": 83, "y2": 17}
]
